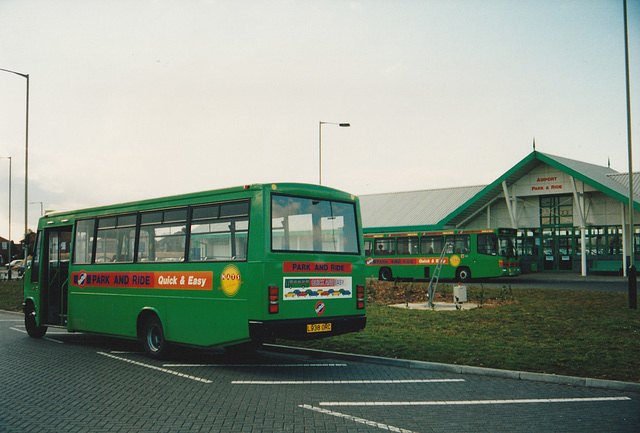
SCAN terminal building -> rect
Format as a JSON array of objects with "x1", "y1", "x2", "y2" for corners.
[{"x1": 359, "y1": 151, "x2": 640, "y2": 276}]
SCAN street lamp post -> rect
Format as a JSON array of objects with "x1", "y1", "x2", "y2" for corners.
[
  {"x1": 30, "y1": 201, "x2": 43, "y2": 217},
  {"x1": 0, "y1": 68, "x2": 29, "y2": 260},
  {"x1": 623, "y1": 0, "x2": 637, "y2": 309},
  {"x1": 318, "y1": 121, "x2": 350, "y2": 185},
  {"x1": 1, "y1": 157, "x2": 11, "y2": 280}
]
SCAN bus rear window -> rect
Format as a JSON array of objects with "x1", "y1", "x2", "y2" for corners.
[
  {"x1": 271, "y1": 194, "x2": 359, "y2": 254},
  {"x1": 478, "y1": 233, "x2": 498, "y2": 256}
]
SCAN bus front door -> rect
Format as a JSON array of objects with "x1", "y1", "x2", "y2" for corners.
[
  {"x1": 542, "y1": 232, "x2": 573, "y2": 272},
  {"x1": 41, "y1": 227, "x2": 73, "y2": 326}
]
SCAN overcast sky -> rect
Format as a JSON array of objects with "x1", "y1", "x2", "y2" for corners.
[{"x1": 0, "y1": 0, "x2": 639, "y2": 241}]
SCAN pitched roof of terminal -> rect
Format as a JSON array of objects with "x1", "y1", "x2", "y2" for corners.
[
  {"x1": 359, "y1": 185, "x2": 485, "y2": 231},
  {"x1": 360, "y1": 151, "x2": 640, "y2": 233}
]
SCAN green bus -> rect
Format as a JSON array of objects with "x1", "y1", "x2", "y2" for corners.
[
  {"x1": 23, "y1": 183, "x2": 366, "y2": 357},
  {"x1": 364, "y1": 228, "x2": 520, "y2": 282}
]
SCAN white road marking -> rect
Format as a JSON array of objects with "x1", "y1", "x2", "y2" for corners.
[
  {"x1": 299, "y1": 404, "x2": 416, "y2": 433},
  {"x1": 10, "y1": 326, "x2": 63, "y2": 343},
  {"x1": 97, "y1": 351, "x2": 212, "y2": 383},
  {"x1": 233, "y1": 378, "x2": 464, "y2": 385},
  {"x1": 319, "y1": 396, "x2": 632, "y2": 406},
  {"x1": 165, "y1": 363, "x2": 348, "y2": 368}
]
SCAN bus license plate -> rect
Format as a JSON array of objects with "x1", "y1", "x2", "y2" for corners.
[{"x1": 307, "y1": 323, "x2": 332, "y2": 333}]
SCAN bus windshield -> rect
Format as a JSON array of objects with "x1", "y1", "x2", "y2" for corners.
[
  {"x1": 499, "y1": 234, "x2": 517, "y2": 258},
  {"x1": 271, "y1": 194, "x2": 359, "y2": 254}
]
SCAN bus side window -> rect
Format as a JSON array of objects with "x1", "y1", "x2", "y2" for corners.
[
  {"x1": 96, "y1": 217, "x2": 117, "y2": 263},
  {"x1": 374, "y1": 239, "x2": 395, "y2": 255},
  {"x1": 30, "y1": 231, "x2": 42, "y2": 284},
  {"x1": 397, "y1": 238, "x2": 408, "y2": 255},
  {"x1": 73, "y1": 219, "x2": 95, "y2": 264},
  {"x1": 96, "y1": 215, "x2": 136, "y2": 263},
  {"x1": 139, "y1": 208, "x2": 187, "y2": 262},
  {"x1": 138, "y1": 229, "x2": 151, "y2": 261},
  {"x1": 420, "y1": 235, "x2": 443, "y2": 255},
  {"x1": 189, "y1": 200, "x2": 250, "y2": 261},
  {"x1": 478, "y1": 233, "x2": 498, "y2": 255},
  {"x1": 462, "y1": 235, "x2": 470, "y2": 253},
  {"x1": 364, "y1": 240, "x2": 372, "y2": 256},
  {"x1": 397, "y1": 236, "x2": 419, "y2": 255},
  {"x1": 119, "y1": 228, "x2": 136, "y2": 262},
  {"x1": 446, "y1": 235, "x2": 470, "y2": 254}
]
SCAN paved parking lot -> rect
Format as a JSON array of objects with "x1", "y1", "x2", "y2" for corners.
[{"x1": 1, "y1": 309, "x2": 638, "y2": 432}]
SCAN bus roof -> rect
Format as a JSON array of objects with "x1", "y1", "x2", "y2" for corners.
[{"x1": 39, "y1": 183, "x2": 359, "y2": 228}]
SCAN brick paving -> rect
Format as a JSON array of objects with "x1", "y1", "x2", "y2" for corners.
[{"x1": 1, "y1": 310, "x2": 638, "y2": 432}]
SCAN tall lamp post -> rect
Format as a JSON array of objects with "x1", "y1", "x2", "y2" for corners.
[
  {"x1": 623, "y1": 0, "x2": 637, "y2": 309},
  {"x1": 318, "y1": 121, "x2": 350, "y2": 185},
  {"x1": 1, "y1": 157, "x2": 11, "y2": 280},
  {"x1": 30, "y1": 201, "x2": 44, "y2": 217},
  {"x1": 0, "y1": 68, "x2": 29, "y2": 260}
]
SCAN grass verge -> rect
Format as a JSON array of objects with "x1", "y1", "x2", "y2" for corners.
[
  {"x1": 1, "y1": 279, "x2": 638, "y2": 382},
  {"x1": 283, "y1": 281, "x2": 640, "y2": 383},
  {"x1": 0, "y1": 280, "x2": 24, "y2": 312}
]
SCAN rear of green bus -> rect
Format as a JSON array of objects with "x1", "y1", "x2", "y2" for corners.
[
  {"x1": 249, "y1": 183, "x2": 366, "y2": 342},
  {"x1": 496, "y1": 228, "x2": 521, "y2": 277}
]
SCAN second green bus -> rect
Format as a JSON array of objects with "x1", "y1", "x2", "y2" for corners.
[{"x1": 364, "y1": 228, "x2": 520, "y2": 282}]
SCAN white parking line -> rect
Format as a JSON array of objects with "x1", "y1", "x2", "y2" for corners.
[
  {"x1": 165, "y1": 363, "x2": 348, "y2": 368},
  {"x1": 10, "y1": 326, "x2": 63, "y2": 343},
  {"x1": 233, "y1": 378, "x2": 464, "y2": 385},
  {"x1": 319, "y1": 396, "x2": 632, "y2": 406},
  {"x1": 299, "y1": 404, "x2": 416, "y2": 433},
  {"x1": 97, "y1": 352, "x2": 213, "y2": 383}
]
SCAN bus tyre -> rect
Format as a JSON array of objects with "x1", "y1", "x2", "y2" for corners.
[
  {"x1": 141, "y1": 316, "x2": 170, "y2": 359},
  {"x1": 456, "y1": 267, "x2": 471, "y2": 283},
  {"x1": 24, "y1": 310, "x2": 47, "y2": 338},
  {"x1": 379, "y1": 267, "x2": 393, "y2": 281}
]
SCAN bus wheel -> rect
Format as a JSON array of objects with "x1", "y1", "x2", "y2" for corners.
[
  {"x1": 379, "y1": 267, "x2": 393, "y2": 281},
  {"x1": 456, "y1": 267, "x2": 471, "y2": 283},
  {"x1": 141, "y1": 316, "x2": 170, "y2": 359},
  {"x1": 24, "y1": 310, "x2": 47, "y2": 338}
]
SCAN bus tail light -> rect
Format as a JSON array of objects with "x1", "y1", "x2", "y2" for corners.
[
  {"x1": 356, "y1": 285, "x2": 365, "y2": 309},
  {"x1": 268, "y1": 285, "x2": 279, "y2": 314},
  {"x1": 499, "y1": 260, "x2": 504, "y2": 268}
]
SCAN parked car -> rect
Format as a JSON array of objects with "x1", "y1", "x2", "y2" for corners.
[
  {"x1": 5, "y1": 259, "x2": 25, "y2": 277},
  {"x1": 5, "y1": 259, "x2": 22, "y2": 269}
]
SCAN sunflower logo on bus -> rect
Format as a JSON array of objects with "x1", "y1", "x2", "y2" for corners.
[{"x1": 219, "y1": 265, "x2": 242, "y2": 297}]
